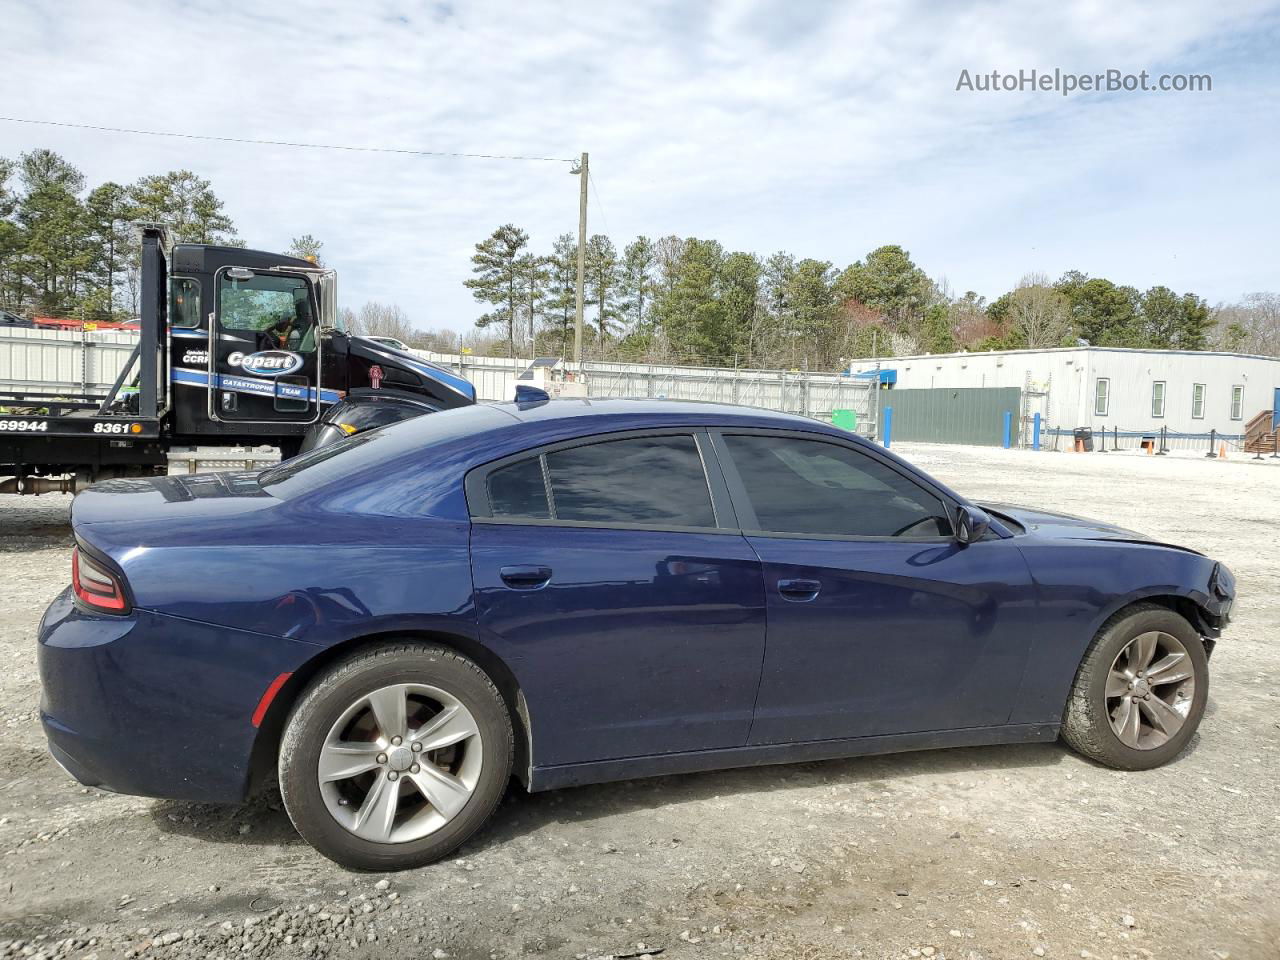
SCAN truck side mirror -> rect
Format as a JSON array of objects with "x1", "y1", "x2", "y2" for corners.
[{"x1": 954, "y1": 504, "x2": 991, "y2": 545}]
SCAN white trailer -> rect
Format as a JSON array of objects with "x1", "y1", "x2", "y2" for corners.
[{"x1": 850, "y1": 346, "x2": 1280, "y2": 451}]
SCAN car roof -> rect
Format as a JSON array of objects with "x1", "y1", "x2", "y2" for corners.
[
  {"x1": 270, "y1": 398, "x2": 878, "y2": 521},
  {"x1": 491, "y1": 397, "x2": 835, "y2": 431}
]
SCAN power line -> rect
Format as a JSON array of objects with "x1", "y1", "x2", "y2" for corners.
[
  {"x1": 0, "y1": 116, "x2": 577, "y2": 164},
  {"x1": 587, "y1": 169, "x2": 611, "y2": 238}
]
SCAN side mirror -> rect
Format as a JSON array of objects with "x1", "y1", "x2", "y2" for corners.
[{"x1": 954, "y1": 504, "x2": 991, "y2": 545}]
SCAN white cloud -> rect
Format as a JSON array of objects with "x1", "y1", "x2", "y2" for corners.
[{"x1": 2, "y1": 0, "x2": 1277, "y2": 333}]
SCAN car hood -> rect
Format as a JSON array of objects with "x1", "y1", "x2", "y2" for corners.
[{"x1": 980, "y1": 502, "x2": 1183, "y2": 546}]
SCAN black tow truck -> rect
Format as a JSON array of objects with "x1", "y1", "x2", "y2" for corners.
[{"x1": 0, "y1": 225, "x2": 476, "y2": 495}]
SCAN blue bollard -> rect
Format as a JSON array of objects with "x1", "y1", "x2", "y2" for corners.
[
  {"x1": 883, "y1": 407, "x2": 893, "y2": 448},
  {"x1": 1002, "y1": 410, "x2": 1012, "y2": 449},
  {"x1": 1032, "y1": 412, "x2": 1041, "y2": 451}
]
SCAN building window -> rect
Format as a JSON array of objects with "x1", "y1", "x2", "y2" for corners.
[
  {"x1": 1230, "y1": 385, "x2": 1244, "y2": 421},
  {"x1": 1151, "y1": 381, "x2": 1166, "y2": 418},
  {"x1": 1094, "y1": 378, "x2": 1110, "y2": 417},
  {"x1": 1191, "y1": 383, "x2": 1206, "y2": 419}
]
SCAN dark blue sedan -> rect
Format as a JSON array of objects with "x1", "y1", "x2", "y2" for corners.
[{"x1": 38, "y1": 398, "x2": 1234, "y2": 870}]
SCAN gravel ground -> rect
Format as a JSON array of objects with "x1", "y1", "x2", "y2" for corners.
[{"x1": 1, "y1": 444, "x2": 1277, "y2": 960}]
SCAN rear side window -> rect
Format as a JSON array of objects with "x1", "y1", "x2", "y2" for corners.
[
  {"x1": 481, "y1": 435, "x2": 716, "y2": 528},
  {"x1": 546, "y1": 436, "x2": 714, "y2": 527},
  {"x1": 723, "y1": 434, "x2": 951, "y2": 538},
  {"x1": 488, "y1": 457, "x2": 550, "y2": 519}
]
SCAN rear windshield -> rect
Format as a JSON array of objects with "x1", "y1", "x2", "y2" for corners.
[{"x1": 259, "y1": 404, "x2": 506, "y2": 500}]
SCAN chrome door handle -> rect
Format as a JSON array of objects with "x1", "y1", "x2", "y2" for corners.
[
  {"x1": 777, "y1": 578, "x2": 821, "y2": 601},
  {"x1": 499, "y1": 565, "x2": 552, "y2": 589}
]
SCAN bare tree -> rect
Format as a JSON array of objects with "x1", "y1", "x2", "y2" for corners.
[
  {"x1": 349, "y1": 301, "x2": 416, "y2": 343},
  {"x1": 1008, "y1": 273, "x2": 1071, "y2": 348},
  {"x1": 1210, "y1": 292, "x2": 1280, "y2": 356}
]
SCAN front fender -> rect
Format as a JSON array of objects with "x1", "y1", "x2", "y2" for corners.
[{"x1": 1009, "y1": 540, "x2": 1229, "y2": 725}]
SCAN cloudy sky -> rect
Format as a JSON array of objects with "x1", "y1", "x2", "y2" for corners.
[{"x1": 3, "y1": 0, "x2": 1278, "y2": 332}]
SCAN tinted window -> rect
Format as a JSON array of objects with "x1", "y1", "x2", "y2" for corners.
[
  {"x1": 723, "y1": 434, "x2": 951, "y2": 538},
  {"x1": 488, "y1": 457, "x2": 550, "y2": 519},
  {"x1": 544, "y1": 436, "x2": 715, "y2": 527},
  {"x1": 171, "y1": 278, "x2": 200, "y2": 329}
]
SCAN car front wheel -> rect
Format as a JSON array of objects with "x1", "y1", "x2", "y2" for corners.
[
  {"x1": 1061, "y1": 603, "x2": 1209, "y2": 770},
  {"x1": 278, "y1": 642, "x2": 513, "y2": 870}
]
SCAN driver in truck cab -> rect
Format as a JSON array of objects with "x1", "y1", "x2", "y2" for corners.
[{"x1": 258, "y1": 312, "x2": 304, "y2": 351}]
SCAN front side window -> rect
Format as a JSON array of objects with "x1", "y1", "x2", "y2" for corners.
[
  {"x1": 1151, "y1": 381, "x2": 1166, "y2": 418},
  {"x1": 1094, "y1": 378, "x2": 1110, "y2": 417},
  {"x1": 482, "y1": 435, "x2": 716, "y2": 528},
  {"x1": 1230, "y1": 385, "x2": 1244, "y2": 420},
  {"x1": 219, "y1": 271, "x2": 317, "y2": 353},
  {"x1": 723, "y1": 434, "x2": 951, "y2": 538},
  {"x1": 1192, "y1": 383, "x2": 1206, "y2": 419},
  {"x1": 170, "y1": 278, "x2": 201, "y2": 329}
]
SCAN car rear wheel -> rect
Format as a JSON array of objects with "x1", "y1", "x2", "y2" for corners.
[
  {"x1": 278, "y1": 642, "x2": 513, "y2": 870},
  {"x1": 1061, "y1": 603, "x2": 1209, "y2": 770}
]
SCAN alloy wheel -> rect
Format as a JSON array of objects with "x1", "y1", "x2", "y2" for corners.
[
  {"x1": 318, "y1": 683, "x2": 483, "y2": 843},
  {"x1": 1105, "y1": 630, "x2": 1197, "y2": 750}
]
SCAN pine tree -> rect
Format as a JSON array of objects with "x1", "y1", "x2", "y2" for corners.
[
  {"x1": 652, "y1": 238, "x2": 726, "y2": 361},
  {"x1": 543, "y1": 233, "x2": 578, "y2": 357},
  {"x1": 82, "y1": 182, "x2": 128, "y2": 319},
  {"x1": 287, "y1": 234, "x2": 324, "y2": 264},
  {"x1": 585, "y1": 234, "x2": 620, "y2": 351},
  {"x1": 16, "y1": 150, "x2": 89, "y2": 315},
  {"x1": 463, "y1": 224, "x2": 529, "y2": 356},
  {"x1": 515, "y1": 253, "x2": 550, "y2": 351},
  {"x1": 125, "y1": 170, "x2": 238, "y2": 244},
  {"x1": 720, "y1": 251, "x2": 762, "y2": 361},
  {"x1": 618, "y1": 236, "x2": 656, "y2": 337}
]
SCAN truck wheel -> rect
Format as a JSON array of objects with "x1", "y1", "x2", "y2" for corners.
[
  {"x1": 1061, "y1": 603, "x2": 1208, "y2": 770},
  {"x1": 278, "y1": 642, "x2": 513, "y2": 870}
]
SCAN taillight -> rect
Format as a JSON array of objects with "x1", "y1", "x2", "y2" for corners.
[{"x1": 72, "y1": 547, "x2": 129, "y2": 613}]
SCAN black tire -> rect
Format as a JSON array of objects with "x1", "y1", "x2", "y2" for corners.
[
  {"x1": 278, "y1": 642, "x2": 513, "y2": 871},
  {"x1": 1061, "y1": 603, "x2": 1209, "y2": 770}
]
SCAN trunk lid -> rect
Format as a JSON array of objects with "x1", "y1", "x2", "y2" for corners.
[{"x1": 70, "y1": 473, "x2": 284, "y2": 565}]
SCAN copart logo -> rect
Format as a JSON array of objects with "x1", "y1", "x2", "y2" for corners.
[{"x1": 228, "y1": 350, "x2": 303, "y2": 377}]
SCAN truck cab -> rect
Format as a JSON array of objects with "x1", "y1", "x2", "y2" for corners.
[{"x1": 168, "y1": 240, "x2": 475, "y2": 457}]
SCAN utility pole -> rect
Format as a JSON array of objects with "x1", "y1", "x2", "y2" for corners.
[{"x1": 573, "y1": 152, "x2": 588, "y2": 364}]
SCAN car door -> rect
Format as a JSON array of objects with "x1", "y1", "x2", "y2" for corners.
[
  {"x1": 467, "y1": 430, "x2": 767, "y2": 767},
  {"x1": 710, "y1": 430, "x2": 1037, "y2": 746},
  {"x1": 210, "y1": 266, "x2": 321, "y2": 423}
]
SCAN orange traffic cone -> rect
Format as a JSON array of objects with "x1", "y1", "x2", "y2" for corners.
[{"x1": 1219, "y1": 443, "x2": 1227, "y2": 459}]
